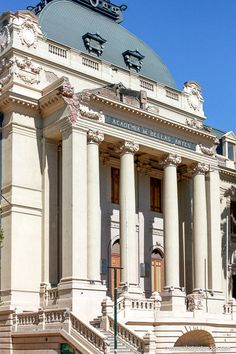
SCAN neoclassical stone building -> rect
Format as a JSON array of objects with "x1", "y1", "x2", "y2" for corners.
[{"x1": 0, "y1": 0, "x2": 236, "y2": 353}]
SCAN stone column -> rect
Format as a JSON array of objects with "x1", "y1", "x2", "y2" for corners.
[
  {"x1": 161, "y1": 154, "x2": 182, "y2": 289},
  {"x1": 191, "y1": 162, "x2": 209, "y2": 291},
  {"x1": 87, "y1": 130, "x2": 104, "y2": 281},
  {"x1": 119, "y1": 141, "x2": 139, "y2": 291},
  {"x1": 61, "y1": 125, "x2": 87, "y2": 280},
  {"x1": 207, "y1": 167, "x2": 222, "y2": 293}
]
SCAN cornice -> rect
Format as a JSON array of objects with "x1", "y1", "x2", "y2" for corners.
[
  {"x1": 0, "y1": 91, "x2": 39, "y2": 110},
  {"x1": 220, "y1": 168, "x2": 236, "y2": 179},
  {"x1": 90, "y1": 94, "x2": 215, "y2": 143}
]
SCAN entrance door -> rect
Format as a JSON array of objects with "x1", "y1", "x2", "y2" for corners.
[
  {"x1": 151, "y1": 249, "x2": 164, "y2": 292},
  {"x1": 110, "y1": 240, "x2": 121, "y2": 300}
]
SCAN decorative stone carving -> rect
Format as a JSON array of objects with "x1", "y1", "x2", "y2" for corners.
[
  {"x1": 19, "y1": 19, "x2": 39, "y2": 48},
  {"x1": 122, "y1": 50, "x2": 145, "y2": 72},
  {"x1": 186, "y1": 117, "x2": 203, "y2": 130},
  {"x1": 186, "y1": 291, "x2": 205, "y2": 311},
  {"x1": 82, "y1": 32, "x2": 106, "y2": 57},
  {"x1": 87, "y1": 130, "x2": 104, "y2": 144},
  {"x1": 45, "y1": 71, "x2": 59, "y2": 84},
  {"x1": 0, "y1": 58, "x2": 14, "y2": 75},
  {"x1": 0, "y1": 73, "x2": 13, "y2": 91},
  {"x1": 79, "y1": 104, "x2": 105, "y2": 122},
  {"x1": 183, "y1": 81, "x2": 203, "y2": 111},
  {"x1": 118, "y1": 141, "x2": 139, "y2": 155},
  {"x1": 147, "y1": 105, "x2": 159, "y2": 115},
  {"x1": 199, "y1": 144, "x2": 216, "y2": 156},
  {"x1": 0, "y1": 57, "x2": 14, "y2": 91},
  {"x1": 0, "y1": 25, "x2": 10, "y2": 51},
  {"x1": 190, "y1": 162, "x2": 209, "y2": 175},
  {"x1": 59, "y1": 78, "x2": 80, "y2": 124},
  {"x1": 15, "y1": 57, "x2": 41, "y2": 84},
  {"x1": 160, "y1": 153, "x2": 182, "y2": 167}
]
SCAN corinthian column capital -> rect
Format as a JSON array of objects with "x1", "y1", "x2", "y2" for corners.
[
  {"x1": 160, "y1": 153, "x2": 182, "y2": 168},
  {"x1": 87, "y1": 130, "x2": 104, "y2": 144},
  {"x1": 190, "y1": 162, "x2": 209, "y2": 175},
  {"x1": 118, "y1": 141, "x2": 139, "y2": 155}
]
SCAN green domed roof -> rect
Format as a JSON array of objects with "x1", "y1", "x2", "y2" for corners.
[{"x1": 39, "y1": 0, "x2": 176, "y2": 88}]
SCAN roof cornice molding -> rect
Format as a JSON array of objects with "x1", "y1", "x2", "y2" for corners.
[{"x1": 90, "y1": 94, "x2": 216, "y2": 143}]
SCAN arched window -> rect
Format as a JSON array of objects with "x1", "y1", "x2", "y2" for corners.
[
  {"x1": 151, "y1": 249, "x2": 164, "y2": 292},
  {"x1": 110, "y1": 240, "x2": 121, "y2": 299}
]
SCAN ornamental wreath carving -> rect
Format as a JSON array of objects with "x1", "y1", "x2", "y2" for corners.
[
  {"x1": 15, "y1": 57, "x2": 41, "y2": 85},
  {"x1": 19, "y1": 19, "x2": 39, "y2": 48},
  {"x1": 183, "y1": 81, "x2": 203, "y2": 111},
  {"x1": 0, "y1": 24, "x2": 10, "y2": 52}
]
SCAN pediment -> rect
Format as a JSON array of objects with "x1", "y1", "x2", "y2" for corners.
[{"x1": 223, "y1": 131, "x2": 236, "y2": 142}]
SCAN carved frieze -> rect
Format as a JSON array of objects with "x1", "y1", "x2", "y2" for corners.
[
  {"x1": 0, "y1": 57, "x2": 14, "y2": 91},
  {"x1": 15, "y1": 57, "x2": 41, "y2": 84},
  {"x1": 183, "y1": 81, "x2": 203, "y2": 111},
  {"x1": 0, "y1": 24, "x2": 10, "y2": 52}
]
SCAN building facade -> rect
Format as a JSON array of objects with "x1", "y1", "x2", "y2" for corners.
[{"x1": 0, "y1": 0, "x2": 236, "y2": 353}]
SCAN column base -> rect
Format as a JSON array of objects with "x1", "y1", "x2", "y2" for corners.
[
  {"x1": 58, "y1": 278, "x2": 107, "y2": 322},
  {"x1": 161, "y1": 287, "x2": 186, "y2": 312}
]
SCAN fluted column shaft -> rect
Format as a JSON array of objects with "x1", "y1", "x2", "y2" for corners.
[
  {"x1": 162, "y1": 154, "x2": 182, "y2": 289},
  {"x1": 119, "y1": 141, "x2": 139, "y2": 286},
  {"x1": 87, "y1": 130, "x2": 104, "y2": 281},
  {"x1": 61, "y1": 126, "x2": 87, "y2": 280},
  {"x1": 192, "y1": 162, "x2": 209, "y2": 290}
]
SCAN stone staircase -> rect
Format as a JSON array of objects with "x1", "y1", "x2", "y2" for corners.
[{"x1": 99, "y1": 329, "x2": 136, "y2": 353}]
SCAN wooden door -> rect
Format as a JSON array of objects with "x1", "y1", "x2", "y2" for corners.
[
  {"x1": 151, "y1": 250, "x2": 164, "y2": 292},
  {"x1": 110, "y1": 241, "x2": 121, "y2": 300}
]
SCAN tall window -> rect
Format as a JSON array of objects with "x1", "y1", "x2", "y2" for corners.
[
  {"x1": 150, "y1": 177, "x2": 162, "y2": 212},
  {"x1": 228, "y1": 142, "x2": 235, "y2": 161},
  {"x1": 111, "y1": 167, "x2": 120, "y2": 204}
]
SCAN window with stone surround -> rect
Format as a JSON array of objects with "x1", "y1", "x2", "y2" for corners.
[
  {"x1": 111, "y1": 167, "x2": 120, "y2": 204},
  {"x1": 150, "y1": 177, "x2": 162, "y2": 212}
]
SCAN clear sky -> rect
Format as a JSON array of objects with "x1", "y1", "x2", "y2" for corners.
[{"x1": 1, "y1": 0, "x2": 235, "y2": 133}]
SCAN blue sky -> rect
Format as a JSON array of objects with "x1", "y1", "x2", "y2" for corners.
[{"x1": 1, "y1": 0, "x2": 236, "y2": 133}]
